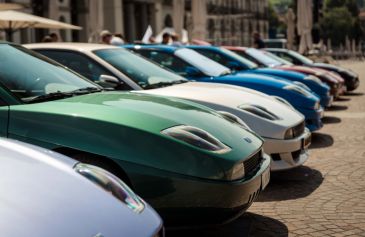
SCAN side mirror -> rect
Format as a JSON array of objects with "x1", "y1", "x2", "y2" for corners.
[
  {"x1": 98, "y1": 75, "x2": 123, "y2": 88},
  {"x1": 185, "y1": 66, "x2": 201, "y2": 77}
]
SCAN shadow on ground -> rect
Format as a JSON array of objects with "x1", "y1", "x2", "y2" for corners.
[
  {"x1": 248, "y1": 213, "x2": 289, "y2": 237},
  {"x1": 309, "y1": 132, "x2": 334, "y2": 149},
  {"x1": 327, "y1": 104, "x2": 348, "y2": 111},
  {"x1": 322, "y1": 116, "x2": 341, "y2": 124},
  {"x1": 345, "y1": 91, "x2": 364, "y2": 96},
  {"x1": 335, "y1": 97, "x2": 351, "y2": 102},
  {"x1": 256, "y1": 166, "x2": 323, "y2": 202},
  {"x1": 166, "y1": 213, "x2": 288, "y2": 237}
]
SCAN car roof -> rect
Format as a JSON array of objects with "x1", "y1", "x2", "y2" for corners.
[
  {"x1": 24, "y1": 42, "x2": 118, "y2": 52},
  {"x1": 123, "y1": 44, "x2": 178, "y2": 53},
  {"x1": 222, "y1": 46, "x2": 248, "y2": 51},
  {"x1": 265, "y1": 48, "x2": 288, "y2": 52}
]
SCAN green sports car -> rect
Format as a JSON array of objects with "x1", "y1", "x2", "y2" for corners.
[{"x1": 0, "y1": 42, "x2": 270, "y2": 225}]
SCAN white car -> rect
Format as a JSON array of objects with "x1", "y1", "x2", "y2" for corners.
[
  {"x1": 0, "y1": 138, "x2": 163, "y2": 237},
  {"x1": 26, "y1": 43, "x2": 311, "y2": 171}
]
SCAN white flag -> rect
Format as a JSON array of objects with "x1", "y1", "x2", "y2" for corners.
[{"x1": 142, "y1": 25, "x2": 153, "y2": 44}]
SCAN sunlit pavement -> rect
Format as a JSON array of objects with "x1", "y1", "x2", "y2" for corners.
[{"x1": 168, "y1": 61, "x2": 365, "y2": 237}]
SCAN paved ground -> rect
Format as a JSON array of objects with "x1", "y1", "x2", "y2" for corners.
[{"x1": 168, "y1": 61, "x2": 365, "y2": 237}]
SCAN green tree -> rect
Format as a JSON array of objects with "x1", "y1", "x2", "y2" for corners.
[
  {"x1": 320, "y1": 7, "x2": 353, "y2": 46},
  {"x1": 321, "y1": 0, "x2": 363, "y2": 46}
]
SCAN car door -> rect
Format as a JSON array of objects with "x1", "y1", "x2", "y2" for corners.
[{"x1": 0, "y1": 88, "x2": 11, "y2": 137}]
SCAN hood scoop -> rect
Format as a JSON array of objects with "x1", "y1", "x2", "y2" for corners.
[{"x1": 239, "y1": 104, "x2": 281, "y2": 121}]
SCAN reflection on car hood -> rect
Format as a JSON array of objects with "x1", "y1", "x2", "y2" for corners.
[
  {"x1": 0, "y1": 138, "x2": 162, "y2": 237},
  {"x1": 140, "y1": 82, "x2": 304, "y2": 133},
  {"x1": 8, "y1": 92, "x2": 263, "y2": 176}
]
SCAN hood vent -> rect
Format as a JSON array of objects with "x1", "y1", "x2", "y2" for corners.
[{"x1": 239, "y1": 104, "x2": 281, "y2": 121}]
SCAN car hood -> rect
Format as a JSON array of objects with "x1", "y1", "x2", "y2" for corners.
[
  {"x1": 141, "y1": 82, "x2": 304, "y2": 139},
  {"x1": 198, "y1": 72, "x2": 319, "y2": 109},
  {"x1": 278, "y1": 65, "x2": 344, "y2": 83},
  {"x1": 313, "y1": 63, "x2": 358, "y2": 77},
  {"x1": 8, "y1": 92, "x2": 263, "y2": 179},
  {"x1": 228, "y1": 72, "x2": 293, "y2": 88},
  {"x1": 0, "y1": 139, "x2": 162, "y2": 237},
  {"x1": 253, "y1": 68, "x2": 306, "y2": 80}
]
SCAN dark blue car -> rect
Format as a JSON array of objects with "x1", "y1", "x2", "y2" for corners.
[
  {"x1": 185, "y1": 45, "x2": 332, "y2": 108},
  {"x1": 125, "y1": 45, "x2": 323, "y2": 131}
]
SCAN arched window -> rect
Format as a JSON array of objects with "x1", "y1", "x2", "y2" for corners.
[{"x1": 164, "y1": 14, "x2": 173, "y2": 27}]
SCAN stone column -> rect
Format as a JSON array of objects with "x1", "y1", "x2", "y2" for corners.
[
  {"x1": 192, "y1": 0, "x2": 207, "y2": 40},
  {"x1": 113, "y1": 0, "x2": 124, "y2": 35},
  {"x1": 173, "y1": 0, "x2": 185, "y2": 37},
  {"x1": 48, "y1": 0, "x2": 60, "y2": 36}
]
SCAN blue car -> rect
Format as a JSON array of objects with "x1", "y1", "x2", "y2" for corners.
[
  {"x1": 125, "y1": 45, "x2": 323, "y2": 131},
  {"x1": 185, "y1": 45, "x2": 332, "y2": 108}
]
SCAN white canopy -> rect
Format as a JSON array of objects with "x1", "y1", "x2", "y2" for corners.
[
  {"x1": 0, "y1": 10, "x2": 82, "y2": 31},
  {"x1": 297, "y1": 0, "x2": 313, "y2": 54},
  {"x1": 0, "y1": 3, "x2": 22, "y2": 11}
]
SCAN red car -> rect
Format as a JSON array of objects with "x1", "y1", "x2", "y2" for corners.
[{"x1": 224, "y1": 46, "x2": 346, "y2": 98}]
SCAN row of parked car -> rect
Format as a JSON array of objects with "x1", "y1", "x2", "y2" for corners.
[{"x1": 0, "y1": 41, "x2": 359, "y2": 236}]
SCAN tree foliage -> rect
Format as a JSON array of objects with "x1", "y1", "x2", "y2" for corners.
[{"x1": 320, "y1": 0, "x2": 363, "y2": 46}]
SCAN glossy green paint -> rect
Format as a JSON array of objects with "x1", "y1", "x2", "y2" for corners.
[
  {"x1": 6, "y1": 92, "x2": 263, "y2": 180},
  {"x1": 0, "y1": 42, "x2": 267, "y2": 223}
]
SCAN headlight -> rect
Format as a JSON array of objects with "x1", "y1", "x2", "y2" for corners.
[
  {"x1": 161, "y1": 125, "x2": 231, "y2": 153},
  {"x1": 284, "y1": 128, "x2": 294, "y2": 139},
  {"x1": 74, "y1": 163, "x2": 145, "y2": 213},
  {"x1": 305, "y1": 75, "x2": 323, "y2": 84},
  {"x1": 217, "y1": 111, "x2": 251, "y2": 130},
  {"x1": 228, "y1": 162, "x2": 245, "y2": 180},
  {"x1": 284, "y1": 85, "x2": 311, "y2": 97},
  {"x1": 314, "y1": 101, "x2": 321, "y2": 110}
]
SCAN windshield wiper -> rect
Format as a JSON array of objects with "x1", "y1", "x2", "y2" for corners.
[
  {"x1": 144, "y1": 81, "x2": 175, "y2": 89},
  {"x1": 69, "y1": 87, "x2": 103, "y2": 94},
  {"x1": 24, "y1": 91, "x2": 74, "y2": 103},
  {"x1": 25, "y1": 87, "x2": 103, "y2": 103},
  {"x1": 220, "y1": 70, "x2": 232, "y2": 76},
  {"x1": 171, "y1": 79, "x2": 188, "y2": 85}
]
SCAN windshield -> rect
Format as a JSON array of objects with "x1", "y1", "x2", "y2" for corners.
[
  {"x1": 289, "y1": 50, "x2": 314, "y2": 64},
  {"x1": 264, "y1": 51, "x2": 293, "y2": 65},
  {"x1": 219, "y1": 47, "x2": 258, "y2": 69},
  {"x1": 0, "y1": 44, "x2": 99, "y2": 102},
  {"x1": 246, "y1": 48, "x2": 283, "y2": 67},
  {"x1": 175, "y1": 48, "x2": 231, "y2": 77},
  {"x1": 94, "y1": 48, "x2": 187, "y2": 88}
]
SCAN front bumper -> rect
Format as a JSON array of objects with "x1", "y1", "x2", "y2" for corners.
[
  {"x1": 129, "y1": 154, "x2": 271, "y2": 226},
  {"x1": 298, "y1": 107, "x2": 324, "y2": 132},
  {"x1": 263, "y1": 128, "x2": 311, "y2": 171},
  {"x1": 345, "y1": 76, "x2": 360, "y2": 91}
]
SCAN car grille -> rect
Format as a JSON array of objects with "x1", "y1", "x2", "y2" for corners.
[
  {"x1": 244, "y1": 150, "x2": 262, "y2": 175},
  {"x1": 292, "y1": 121, "x2": 305, "y2": 138}
]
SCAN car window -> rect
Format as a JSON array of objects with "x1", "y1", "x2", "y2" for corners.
[
  {"x1": 234, "y1": 50, "x2": 265, "y2": 66},
  {"x1": 194, "y1": 49, "x2": 230, "y2": 66},
  {"x1": 0, "y1": 45, "x2": 98, "y2": 101},
  {"x1": 138, "y1": 50, "x2": 191, "y2": 76},
  {"x1": 277, "y1": 52, "x2": 295, "y2": 63},
  {"x1": 194, "y1": 48, "x2": 256, "y2": 70},
  {"x1": 36, "y1": 50, "x2": 112, "y2": 82},
  {"x1": 93, "y1": 48, "x2": 187, "y2": 88}
]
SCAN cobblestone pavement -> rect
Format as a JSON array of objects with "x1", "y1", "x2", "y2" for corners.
[{"x1": 168, "y1": 61, "x2": 365, "y2": 237}]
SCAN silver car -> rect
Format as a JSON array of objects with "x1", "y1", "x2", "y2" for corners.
[{"x1": 0, "y1": 138, "x2": 163, "y2": 237}]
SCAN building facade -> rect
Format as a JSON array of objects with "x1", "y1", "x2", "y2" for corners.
[{"x1": 0, "y1": 0, "x2": 268, "y2": 46}]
